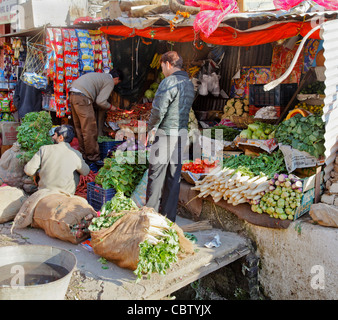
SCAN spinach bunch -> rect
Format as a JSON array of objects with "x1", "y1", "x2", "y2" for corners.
[
  {"x1": 88, "y1": 213, "x2": 124, "y2": 232},
  {"x1": 95, "y1": 152, "x2": 148, "y2": 196},
  {"x1": 222, "y1": 150, "x2": 286, "y2": 179},
  {"x1": 134, "y1": 228, "x2": 180, "y2": 282},
  {"x1": 16, "y1": 111, "x2": 53, "y2": 163}
]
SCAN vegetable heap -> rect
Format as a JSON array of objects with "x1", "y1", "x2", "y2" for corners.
[
  {"x1": 240, "y1": 121, "x2": 276, "y2": 140},
  {"x1": 192, "y1": 151, "x2": 287, "y2": 206},
  {"x1": 275, "y1": 113, "x2": 325, "y2": 158},
  {"x1": 222, "y1": 151, "x2": 286, "y2": 179},
  {"x1": 192, "y1": 166, "x2": 270, "y2": 206},
  {"x1": 300, "y1": 81, "x2": 325, "y2": 95},
  {"x1": 16, "y1": 111, "x2": 53, "y2": 163},
  {"x1": 294, "y1": 102, "x2": 324, "y2": 116},
  {"x1": 203, "y1": 125, "x2": 239, "y2": 141},
  {"x1": 223, "y1": 98, "x2": 249, "y2": 117},
  {"x1": 135, "y1": 210, "x2": 180, "y2": 282},
  {"x1": 95, "y1": 152, "x2": 148, "y2": 196},
  {"x1": 251, "y1": 173, "x2": 303, "y2": 220},
  {"x1": 88, "y1": 191, "x2": 138, "y2": 232},
  {"x1": 182, "y1": 159, "x2": 219, "y2": 174}
]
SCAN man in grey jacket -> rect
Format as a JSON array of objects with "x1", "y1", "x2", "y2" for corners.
[
  {"x1": 69, "y1": 69, "x2": 122, "y2": 166},
  {"x1": 146, "y1": 51, "x2": 195, "y2": 222}
]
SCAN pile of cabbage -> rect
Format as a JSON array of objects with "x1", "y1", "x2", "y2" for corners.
[{"x1": 251, "y1": 173, "x2": 303, "y2": 220}]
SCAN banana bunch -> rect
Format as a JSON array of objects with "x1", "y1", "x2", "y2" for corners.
[
  {"x1": 188, "y1": 66, "x2": 200, "y2": 78},
  {"x1": 150, "y1": 53, "x2": 162, "y2": 69}
]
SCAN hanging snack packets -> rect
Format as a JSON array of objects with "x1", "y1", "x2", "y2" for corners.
[
  {"x1": 52, "y1": 28, "x2": 67, "y2": 117},
  {"x1": 101, "y1": 34, "x2": 112, "y2": 73},
  {"x1": 89, "y1": 30, "x2": 103, "y2": 73},
  {"x1": 76, "y1": 29, "x2": 94, "y2": 75},
  {"x1": 45, "y1": 28, "x2": 56, "y2": 80},
  {"x1": 22, "y1": 72, "x2": 48, "y2": 90}
]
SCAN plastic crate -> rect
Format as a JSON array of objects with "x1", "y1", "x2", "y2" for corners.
[
  {"x1": 249, "y1": 83, "x2": 297, "y2": 107},
  {"x1": 87, "y1": 182, "x2": 116, "y2": 211},
  {"x1": 98, "y1": 140, "x2": 124, "y2": 160}
]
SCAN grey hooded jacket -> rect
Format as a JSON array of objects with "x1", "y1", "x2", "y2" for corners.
[{"x1": 147, "y1": 70, "x2": 195, "y2": 135}]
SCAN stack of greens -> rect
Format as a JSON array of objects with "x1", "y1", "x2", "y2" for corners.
[
  {"x1": 16, "y1": 111, "x2": 53, "y2": 163},
  {"x1": 88, "y1": 192, "x2": 138, "y2": 232},
  {"x1": 240, "y1": 122, "x2": 276, "y2": 140},
  {"x1": 135, "y1": 227, "x2": 180, "y2": 282},
  {"x1": 203, "y1": 125, "x2": 240, "y2": 141},
  {"x1": 222, "y1": 150, "x2": 286, "y2": 179},
  {"x1": 95, "y1": 152, "x2": 148, "y2": 196},
  {"x1": 275, "y1": 114, "x2": 325, "y2": 158}
]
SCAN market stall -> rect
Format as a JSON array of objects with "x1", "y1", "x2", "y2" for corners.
[{"x1": 0, "y1": 0, "x2": 337, "y2": 288}]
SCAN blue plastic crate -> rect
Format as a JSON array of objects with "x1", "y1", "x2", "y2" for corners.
[
  {"x1": 99, "y1": 140, "x2": 124, "y2": 160},
  {"x1": 87, "y1": 182, "x2": 116, "y2": 212}
]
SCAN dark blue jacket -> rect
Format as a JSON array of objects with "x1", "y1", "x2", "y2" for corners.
[
  {"x1": 13, "y1": 80, "x2": 42, "y2": 119},
  {"x1": 148, "y1": 70, "x2": 195, "y2": 135}
]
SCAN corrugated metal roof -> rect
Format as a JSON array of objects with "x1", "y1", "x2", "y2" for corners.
[
  {"x1": 74, "y1": 9, "x2": 338, "y2": 30},
  {"x1": 322, "y1": 19, "x2": 338, "y2": 182}
]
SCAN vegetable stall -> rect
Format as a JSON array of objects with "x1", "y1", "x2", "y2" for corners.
[{"x1": 1, "y1": 1, "x2": 337, "y2": 289}]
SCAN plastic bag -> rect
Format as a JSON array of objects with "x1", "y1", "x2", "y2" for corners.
[{"x1": 193, "y1": 0, "x2": 239, "y2": 37}]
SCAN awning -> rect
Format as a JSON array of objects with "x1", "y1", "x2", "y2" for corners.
[
  {"x1": 100, "y1": 20, "x2": 322, "y2": 46},
  {"x1": 0, "y1": 26, "x2": 45, "y2": 38}
]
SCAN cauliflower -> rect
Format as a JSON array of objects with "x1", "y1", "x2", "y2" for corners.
[
  {"x1": 226, "y1": 106, "x2": 236, "y2": 116},
  {"x1": 226, "y1": 98, "x2": 235, "y2": 108},
  {"x1": 234, "y1": 100, "x2": 244, "y2": 115},
  {"x1": 236, "y1": 108, "x2": 244, "y2": 116}
]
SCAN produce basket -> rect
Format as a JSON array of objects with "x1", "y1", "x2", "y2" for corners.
[
  {"x1": 87, "y1": 182, "x2": 116, "y2": 211},
  {"x1": 228, "y1": 115, "x2": 255, "y2": 129},
  {"x1": 99, "y1": 140, "x2": 124, "y2": 160},
  {"x1": 181, "y1": 171, "x2": 207, "y2": 185}
]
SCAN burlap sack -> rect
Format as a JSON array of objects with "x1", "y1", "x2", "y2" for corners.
[
  {"x1": 0, "y1": 143, "x2": 25, "y2": 188},
  {"x1": 32, "y1": 194, "x2": 97, "y2": 244},
  {"x1": 309, "y1": 203, "x2": 338, "y2": 228},
  {"x1": 0, "y1": 186, "x2": 27, "y2": 223},
  {"x1": 90, "y1": 207, "x2": 194, "y2": 271}
]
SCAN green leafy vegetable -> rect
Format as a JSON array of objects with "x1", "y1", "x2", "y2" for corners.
[
  {"x1": 203, "y1": 125, "x2": 240, "y2": 141},
  {"x1": 88, "y1": 192, "x2": 138, "y2": 232},
  {"x1": 222, "y1": 150, "x2": 286, "y2": 179},
  {"x1": 275, "y1": 114, "x2": 325, "y2": 158},
  {"x1": 134, "y1": 228, "x2": 180, "y2": 282},
  {"x1": 95, "y1": 151, "x2": 148, "y2": 196},
  {"x1": 16, "y1": 111, "x2": 53, "y2": 163}
]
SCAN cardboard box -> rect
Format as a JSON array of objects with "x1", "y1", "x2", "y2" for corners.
[
  {"x1": 1, "y1": 122, "x2": 19, "y2": 146},
  {"x1": 294, "y1": 184, "x2": 324, "y2": 220},
  {"x1": 237, "y1": 0, "x2": 275, "y2": 12},
  {"x1": 101, "y1": 1, "x2": 122, "y2": 19}
]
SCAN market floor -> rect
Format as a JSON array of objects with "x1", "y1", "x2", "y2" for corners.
[{"x1": 0, "y1": 215, "x2": 250, "y2": 300}]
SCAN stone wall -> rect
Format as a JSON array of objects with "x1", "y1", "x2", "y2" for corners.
[{"x1": 178, "y1": 200, "x2": 338, "y2": 300}]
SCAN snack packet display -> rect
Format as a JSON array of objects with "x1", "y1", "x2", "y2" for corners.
[{"x1": 76, "y1": 29, "x2": 94, "y2": 75}]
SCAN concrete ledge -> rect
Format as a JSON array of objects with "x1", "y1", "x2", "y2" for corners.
[{"x1": 178, "y1": 199, "x2": 338, "y2": 300}]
